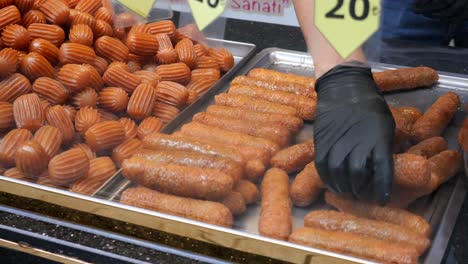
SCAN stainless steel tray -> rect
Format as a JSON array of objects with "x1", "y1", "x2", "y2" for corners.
[
  {"x1": 102, "y1": 48, "x2": 467, "y2": 264},
  {"x1": 0, "y1": 37, "x2": 255, "y2": 197},
  {"x1": 1, "y1": 47, "x2": 465, "y2": 264}
]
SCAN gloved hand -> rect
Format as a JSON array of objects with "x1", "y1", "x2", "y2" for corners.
[
  {"x1": 314, "y1": 63, "x2": 395, "y2": 205},
  {"x1": 413, "y1": 0, "x2": 468, "y2": 22}
]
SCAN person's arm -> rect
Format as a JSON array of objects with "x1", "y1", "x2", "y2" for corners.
[
  {"x1": 292, "y1": 0, "x2": 367, "y2": 77},
  {"x1": 292, "y1": 0, "x2": 396, "y2": 205}
]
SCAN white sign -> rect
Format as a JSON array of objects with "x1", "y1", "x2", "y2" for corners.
[{"x1": 171, "y1": 0, "x2": 300, "y2": 27}]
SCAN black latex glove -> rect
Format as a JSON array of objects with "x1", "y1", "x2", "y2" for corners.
[{"x1": 314, "y1": 63, "x2": 395, "y2": 205}]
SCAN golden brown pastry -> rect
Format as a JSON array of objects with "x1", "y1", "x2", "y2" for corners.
[
  {"x1": 137, "y1": 117, "x2": 163, "y2": 140},
  {"x1": 111, "y1": 138, "x2": 142, "y2": 167},
  {"x1": 94, "y1": 36, "x2": 128, "y2": 62},
  {"x1": 118, "y1": 117, "x2": 137, "y2": 140},
  {"x1": 48, "y1": 147, "x2": 89, "y2": 186},
  {"x1": 0, "y1": 48, "x2": 19, "y2": 78},
  {"x1": 33, "y1": 125, "x2": 62, "y2": 160},
  {"x1": 0, "y1": 73, "x2": 32, "y2": 102},
  {"x1": 0, "y1": 128, "x2": 33, "y2": 167},
  {"x1": 15, "y1": 140, "x2": 48, "y2": 178},
  {"x1": 98, "y1": 87, "x2": 129, "y2": 113},
  {"x1": 75, "y1": 106, "x2": 100, "y2": 134},
  {"x1": 85, "y1": 121, "x2": 125, "y2": 152},
  {"x1": 13, "y1": 93, "x2": 44, "y2": 131},
  {"x1": 22, "y1": 10, "x2": 47, "y2": 28},
  {"x1": 155, "y1": 81, "x2": 188, "y2": 109},
  {"x1": 156, "y1": 62, "x2": 191, "y2": 85},
  {"x1": 127, "y1": 83, "x2": 156, "y2": 120},
  {"x1": 1, "y1": 24, "x2": 30, "y2": 50},
  {"x1": 0, "y1": 101, "x2": 14, "y2": 131},
  {"x1": 32, "y1": 77, "x2": 69, "y2": 104},
  {"x1": 46, "y1": 105, "x2": 75, "y2": 144},
  {"x1": 28, "y1": 23, "x2": 65, "y2": 46},
  {"x1": 152, "y1": 102, "x2": 180, "y2": 124},
  {"x1": 39, "y1": 0, "x2": 70, "y2": 25},
  {"x1": 29, "y1": 38, "x2": 59, "y2": 65},
  {"x1": 20, "y1": 52, "x2": 55, "y2": 80},
  {"x1": 68, "y1": 24, "x2": 94, "y2": 46},
  {"x1": 0, "y1": 5, "x2": 21, "y2": 30}
]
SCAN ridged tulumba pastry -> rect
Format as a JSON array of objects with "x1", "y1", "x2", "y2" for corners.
[
  {"x1": 33, "y1": 125, "x2": 63, "y2": 160},
  {"x1": 29, "y1": 38, "x2": 59, "y2": 65},
  {"x1": 127, "y1": 83, "x2": 156, "y2": 120},
  {"x1": 13, "y1": 93, "x2": 45, "y2": 131},
  {"x1": 85, "y1": 120, "x2": 125, "y2": 152},
  {"x1": 98, "y1": 87, "x2": 129, "y2": 113},
  {"x1": 32, "y1": 77, "x2": 69, "y2": 104}
]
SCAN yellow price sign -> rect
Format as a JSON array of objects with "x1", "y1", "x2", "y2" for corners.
[
  {"x1": 117, "y1": 0, "x2": 157, "y2": 17},
  {"x1": 315, "y1": 0, "x2": 380, "y2": 59},
  {"x1": 188, "y1": 0, "x2": 227, "y2": 31}
]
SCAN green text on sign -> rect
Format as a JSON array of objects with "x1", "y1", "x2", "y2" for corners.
[
  {"x1": 117, "y1": 0, "x2": 156, "y2": 18},
  {"x1": 315, "y1": 0, "x2": 380, "y2": 58},
  {"x1": 188, "y1": 0, "x2": 227, "y2": 31}
]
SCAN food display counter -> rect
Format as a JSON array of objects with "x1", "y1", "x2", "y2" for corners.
[{"x1": 0, "y1": 1, "x2": 467, "y2": 264}]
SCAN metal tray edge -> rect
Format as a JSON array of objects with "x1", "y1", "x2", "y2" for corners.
[{"x1": 0, "y1": 177, "x2": 371, "y2": 264}]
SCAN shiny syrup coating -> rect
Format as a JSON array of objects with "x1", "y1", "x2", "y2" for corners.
[
  {"x1": 75, "y1": 0, "x2": 101, "y2": 15},
  {"x1": 59, "y1": 42, "x2": 96, "y2": 65},
  {"x1": 0, "y1": 73, "x2": 32, "y2": 102},
  {"x1": 93, "y1": 19, "x2": 113, "y2": 39},
  {"x1": 68, "y1": 24, "x2": 94, "y2": 46},
  {"x1": 32, "y1": 77, "x2": 69, "y2": 104},
  {"x1": 48, "y1": 147, "x2": 89, "y2": 186},
  {"x1": 85, "y1": 120, "x2": 125, "y2": 152},
  {"x1": 152, "y1": 103, "x2": 180, "y2": 125},
  {"x1": 20, "y1": 52, "x2": 55, "y2": 80},
  {"x1": 156, "y1": 63, "x2": 191, "y2": 85},
  {"x1": 0, "y1": 101, "x2": 14, "y2": 131},
  {"x1": 29, "y1": 38, "x2": 60, "y2": 65},
  {"x1": 13, "y1": 93, "x2": 45, "y2": 131},
  {"x1": 98, "y1": 87, "x2": 129, "y2": 113},
  {"x1": 0, "y1": 47, "x2": 19, "y2": 78},
  {"x1": 2, "y1": 24, "x2": 31, "y2": 50},
  {"x1": 15, "y1": 139, "x2": 48, "y2": 178},
  {"x1": 103, "y1": 65, "x2": 141, "y2": 93},
  {"x1": 70, "y1": 143, "x2": 96, "y2": 160},
  {"x1": 175, "y1": 38, "x2": 196, "y2": 69},
  {"x1": 46, "y1": 105, "x2": 75, "y2": 144},
  {"x1": 22, "y1": 10, "x2": 46, "y2": 28},
  {"x1": 127, "y1": 83, "x2": 156, "y2": 120},
  {"x1": 186, "y1": 78, "x2": 217, "y2": 96},
  {"x1": 72, "y1": 87, "x2": 98, "y2": 108},
  {"x1": 0, "y1": 6, "x2": 21, "y2": 30},
  {"x1": 28, "y1": 23, "x2": 65, "y2": 47},
  {"x1": 39, "y1": 0, "x2": 70, "y2": 25},
  {"x1": 126, "y1": 32, "x2": 158, "y2": 56},
  {"x1": 56, "y1": 64, "x2": 91, "y2": 92},
  {"x1": 155, "y1": 81, "x2": 189, "y2": 109},
  {"x1": 133, "y1": 70, "x2": 160, "y2": 86},
  {"x1": 111, "y1": 138, "x2": 142, "y2": 167},
  {"x1": 0, "y1": 128, "x2": 33, "y2": 167},
  {"x1": 74, "y1": 106, "x2": 100, "y2": 134},
  {"x1": 94, "y1": 7, "x2": 112, "y2": 24},
  {"x1": 33, "y1": 125, "x2": 63, "y2": 160},
  {"x1": 118, "y1": 117, "x2": 137, "y2": 140},
  {"x1": 137, "y1": 117, "x2": 163, "y2": 140},
  {"x1": 95, "y1": 36, "x2": 128, "y2": 62},
  {"x1": 69, "y1": 9, "x2": 96, "y2": 28}
]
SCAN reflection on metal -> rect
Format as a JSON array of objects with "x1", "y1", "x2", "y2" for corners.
[{"x1": 0, "y1": 238, "x2": 90, "y2": 264}]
